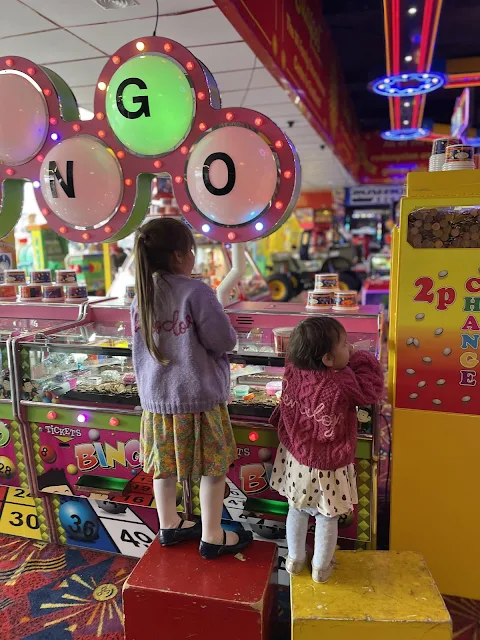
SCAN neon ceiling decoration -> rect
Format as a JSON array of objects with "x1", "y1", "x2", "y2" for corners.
[
  {"x1": 370, "y1": 72, "x2": 444, "y2": 97},
  {"x1": 0, "y1": 37, "x2": 301, "y2": 244},
  {"x1": 373, "y1": 0, "x2": 444, "y2": 139},
  {"x1": 381, "y1": 127, "x2": 430, "y2": 140}
]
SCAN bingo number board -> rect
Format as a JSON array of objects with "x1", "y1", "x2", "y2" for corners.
[
  {"x1": 0, "y1": 486, "x2": 49, "y2": 541},
  {"x1": 0, "y1": 36, "x2": 300, "y2": 245},
  {"x1": 53, "y1": 493, "x2": 159, "y2": 558}
]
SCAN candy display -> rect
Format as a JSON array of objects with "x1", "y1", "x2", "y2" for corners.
[
  {"x1": 272, "y1": 327, "x2": 293, "y2": 355},
  {"x1": 265, "y1": 380, "x2": 282, "y2": 395},
  {"x1": 19, "y1": 284, "x2": 42, "y2": 300},
  {"x1": 407, "y1": 206, "x2": 480, "y2": 249},
  {"x1": 429, "y1": 137, "x2": 461, "y2": 172},
  {"x1": 30, "y1": 269, "x2": 52, "y2": 284},
  {"x1": 42, "y1": 284, "x2": 64, "y2": 301},
  {"x1": 233, "y1": 385, "x2": 250, "y2": 397},
  {"x1": 443, "y1": 144, "x2": 475, "y2": 170},
  {"x1": 306, "y1": 290, "x2": 332, "y2": 309},
  {"x1": 315, "y1": 273, "x2": 339, "y2": 290},
  {"x1": 0, "y1": 284, "x2": 17, "y2": 301},
  {"x1": 65, "y1": 284, "x2": 88, "y2": 302},
  {"x1": 332, "y1": 290, "x2": 359, "y2": 311},
  {"x1": 55, "y1": 270, "x2": 77, "y2": 284},
  {"x1": 229, "y1": 386, "x2": 280, "y2": 417},
  {"x1": 125, "y1": 285, "x2": 135, "y2": 303},
  {"x1": 5, "y1": 269, "x2": 26, "y2": 285}
]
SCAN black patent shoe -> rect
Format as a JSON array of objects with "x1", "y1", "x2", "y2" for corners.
[
  {"x1": 159, "y1": 518, "x2": 202, "y2": 547},
  {"x1": 199, "y1": 528, "x2": 253, "y2": 559}
]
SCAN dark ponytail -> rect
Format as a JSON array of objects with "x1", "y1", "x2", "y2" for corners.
[{"x1": 134, "y1": 218, "x2": 195, "y2": 365}]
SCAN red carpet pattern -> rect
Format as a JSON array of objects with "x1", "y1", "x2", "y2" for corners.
[{"x1": 0, "y1": 534, "x2": 136, "y2": 639}]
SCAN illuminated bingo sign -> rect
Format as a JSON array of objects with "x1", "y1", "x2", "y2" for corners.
[{"x1": 0, "y1": 37, "x2": 300, "y2": 243}]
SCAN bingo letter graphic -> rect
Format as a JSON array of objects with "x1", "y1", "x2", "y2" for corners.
[{"x1": 0, "y1": 37, "x2": 300, "y2": 244}]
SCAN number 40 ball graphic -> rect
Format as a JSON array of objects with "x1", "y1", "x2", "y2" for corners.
[{"x1": 0, "y1": 36, "x2": 301, "y2": 244}]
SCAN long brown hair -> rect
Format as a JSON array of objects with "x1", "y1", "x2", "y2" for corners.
[{"x1": 134, "y1": 217, "x2": 195, "y2": 364}]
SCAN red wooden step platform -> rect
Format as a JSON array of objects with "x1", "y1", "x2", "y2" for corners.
[{"x1": 123, "y1": 538, "x2": 278, "y2": 640}]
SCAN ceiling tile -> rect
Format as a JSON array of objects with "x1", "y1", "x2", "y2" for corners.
[
  {"x1": 0, "y1": 29, "x2": 102, "y2": 61},
  {"x1": 192, "y1": 42, "x2": 255, "y2": 73},
  {"x1": 0, "y1": 0, "x2": 55, "y2": 38},
  {"x1": 46, "y1": 57, "x2": 108, "y2": 87},
  {"x1": 249, "y1": 67, "x2": 279, "y2": 89},
  {"x1": 251, "y1": 103, "x2": 301, "y2": 118},
  {"x1": 214, "y1": 69, "x2": 252, "y2": 92},
  {"x1": 242, "y1": 86, "x2": 291, "y2": 107},
  {"x1": 274, "y1": 116, "x2": 309, "y2": 130},
  {"x1": 69, "y1": 7, "x2": 240, "y2": 52},
  {"x1": 21, "y1": 0, "x2": 215, "y2": 28}
]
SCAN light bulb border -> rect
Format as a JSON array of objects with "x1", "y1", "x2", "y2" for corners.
[{"x1": 0, "y1": 37, "x2": 300, "y2": 244}]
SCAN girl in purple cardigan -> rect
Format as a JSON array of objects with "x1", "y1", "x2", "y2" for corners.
[{"x1": 131, "y1": 217, "x2": 252, "y2": 559}]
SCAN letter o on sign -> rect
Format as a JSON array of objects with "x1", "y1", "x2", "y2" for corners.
[{"x1": 186, "y1": 126, "x2": 278, "y2": 226}]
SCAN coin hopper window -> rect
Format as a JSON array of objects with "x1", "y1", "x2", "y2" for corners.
[{"x1": 408, "y1": 207, "x2": 480, "y2": 249}]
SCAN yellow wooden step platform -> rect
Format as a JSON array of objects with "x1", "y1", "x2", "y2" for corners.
[{"x1": 291, "y1": 551, "x2": 451, "y2": 640}]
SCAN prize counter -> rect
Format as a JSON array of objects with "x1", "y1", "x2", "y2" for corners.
[{"x1": 0, "y1": 297, "x2": 383, "y2": 582}]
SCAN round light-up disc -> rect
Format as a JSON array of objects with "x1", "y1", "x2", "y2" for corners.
[
  {"x1": 186, "y1": 126, "x2": 278, "y2": 226},
  {"x1": 0, "y1": 71, "x2": 48, "y2": 165},
  {"x1": 106, "y1": 53, "x2": 194, "y2": 156},
  {"x1": 40, "y1": 136, "x2": 123, "y2": 228}
]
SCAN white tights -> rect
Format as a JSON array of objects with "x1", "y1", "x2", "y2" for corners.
[{"x1": 286, "y1": 506, "x2": 338, "y2": 569}]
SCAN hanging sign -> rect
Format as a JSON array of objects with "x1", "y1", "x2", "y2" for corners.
[
  {"x1": 0, "y1": 37, "x2": 301, "y2": 243},
  {"x1": 346, "y1": 185, "x2": 404, "y2": 206}
]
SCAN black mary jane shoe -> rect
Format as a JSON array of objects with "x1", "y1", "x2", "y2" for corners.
[
  {"x1": 199, "y1": 529, "x2": 253, "y2": 560},
  {"x1": 159, "y1": 518, "x2": 202, "y2": 547}
]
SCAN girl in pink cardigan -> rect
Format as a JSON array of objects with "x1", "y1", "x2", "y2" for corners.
[{"x1": 269, "y1": 317, "x2": 383, "y2": 582}]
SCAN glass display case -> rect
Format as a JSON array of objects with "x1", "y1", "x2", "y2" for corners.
[
  {"x1": 25, "y1": 319, "x2": 137, "y2": 407},
  {"x1": 14, "y1": 301, "x2": 163, "y2": 557},
  {"x1": 0, "y1": 306, "x2": 86, "y2": 545}
]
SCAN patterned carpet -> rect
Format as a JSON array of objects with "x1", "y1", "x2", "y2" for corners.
[{"x1": 0, "y1": 535, "x2": 136, "y2": 639}]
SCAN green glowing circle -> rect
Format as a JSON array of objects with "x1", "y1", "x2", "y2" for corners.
[{"x1": 106, "y1": 54, "x2": 195, "y2": 156}]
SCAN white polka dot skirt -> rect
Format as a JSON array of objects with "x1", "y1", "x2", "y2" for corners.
[{"x1": 269, "y1": 447, "x2": 358, "y2": 517}]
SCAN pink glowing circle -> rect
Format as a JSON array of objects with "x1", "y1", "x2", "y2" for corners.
[
  {"x1": 186, "y1": 126, "x2": 278, "y2": 226},
  {"x1": 40, "y1": 136, "x2": 124, "y2": 229},
  {"x1": 0, "y1": 71, "x2": 49, "y2": 165}
]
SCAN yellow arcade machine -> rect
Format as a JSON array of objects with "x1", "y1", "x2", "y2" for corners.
[{"x1": 389, "y1": 169, "x2": 480, "y2": 599}]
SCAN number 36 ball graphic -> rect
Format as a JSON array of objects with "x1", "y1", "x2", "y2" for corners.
[
  {"x1": 59, "y1": 499, "x2": 99, "y2": 542},
  {"x1": 0, "y1": 37, "x2": 300, "y2": 244}
]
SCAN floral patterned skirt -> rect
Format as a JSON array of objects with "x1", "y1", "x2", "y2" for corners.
[{"x1": 140, "y1": 403, "x2": 236, "y2": 481}]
